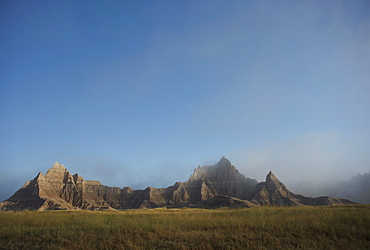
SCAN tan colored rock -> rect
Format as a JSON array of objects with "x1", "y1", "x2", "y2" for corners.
[
  {"x1": 251, "y1": 171, "x2": 354, "y2": 206},
  {"x1": 0, "y1": 158, "x2": 356, "y2": 211}
]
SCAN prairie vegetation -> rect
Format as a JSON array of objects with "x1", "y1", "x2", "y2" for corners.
[{"x1": 0, "y1": 205, "x2": 369, "y2": 249}]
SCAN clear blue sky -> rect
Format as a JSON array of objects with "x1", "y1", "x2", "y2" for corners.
[{"x1": 1, "y1": 0, "x2": 370, "y2": 201}]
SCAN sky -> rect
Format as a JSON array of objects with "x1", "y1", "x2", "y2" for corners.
[{"x1": 1, "y1": 0, "x2": 370, "y2": 201}]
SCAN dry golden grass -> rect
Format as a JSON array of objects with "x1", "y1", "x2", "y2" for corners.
[{"x1": 0, "y1": 205, "x2": 369, "y2": 249}]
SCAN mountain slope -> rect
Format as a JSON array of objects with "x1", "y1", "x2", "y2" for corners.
[
  {"x1": 251, "y1": 171, "x2": 301, "y2": 206},
  {"x1": 250, "y1": 171, "x2": 354, "y2": 206},
  {"x1": 187, "y1": 156, "x2": 258, "y2": 200},
  {"x1": 0, "y1": 158, "x2": 356, "y2": 210}
]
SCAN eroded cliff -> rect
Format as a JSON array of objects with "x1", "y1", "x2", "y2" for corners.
[{"x1": 0, "y1": 158, "x2": 356, "y2": 210}]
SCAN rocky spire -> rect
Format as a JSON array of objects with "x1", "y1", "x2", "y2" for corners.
[
  {"x1": 45, "y1": 161, "x2": 73, "y2": 184},
  {"x1": 218, "y1": 156, "x2": 231, "y2": 164},
  {"x1": 251, "y1": 171, "x2": 301, "y2": 206},
  {"x1": 266, "y1": 171, "x2": 277, "y2": 182},
  {"x1": 51, "y1": 161, "x2": 67, "y2": 170},
  {"x1": 188, "y1": 156, "x2": 258, "y2": 200},
  {"x1": 0, "y1": 159, "x2": 357, "y2": 211},
  {"x1": 34, "y1": 171, "x2": 46, "y2": 181},
  {"x1": 265, "y1": 171, "x2": 287, "y2": 193}
]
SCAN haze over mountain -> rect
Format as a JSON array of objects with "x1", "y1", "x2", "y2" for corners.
[
  {"x1": 1, "y1": 1, "x2": 369, "y2": 204},
  {"x1": 0, "y1": 158, "x2": 368, "y2": 204},
  {"x1": 291, "y1": 171, "x2": 370, "y2": 204},
  {"x1": 0, "y1": 158, "x2": 355, "y2": 211}
]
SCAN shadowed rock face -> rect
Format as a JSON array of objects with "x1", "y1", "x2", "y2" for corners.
[
  {"x1": 0, "y1": 158, "x2": 356, "y2": 210},
  {"x1": 250, "y1": 171, "x2": 354, "y2": 206},
  {"x1": 251, "y1": 171, "x2": 301, "y2": 206},
  {"x1": 197, "y1": 195, "x2": 258, "y2": 209},
  {"x1": 188, "y1": 156, "x2": 258, "y2": 200}
]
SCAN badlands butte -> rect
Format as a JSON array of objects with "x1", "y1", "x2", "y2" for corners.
[{"x1": 0, "y1": 157, "x2": 355, "y2": 211}]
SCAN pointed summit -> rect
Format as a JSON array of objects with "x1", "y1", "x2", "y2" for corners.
[
  {"x1": 35, "y1": 172, "x2": 46, "y2": 181},
  {"x1": 266, "y1": 171, "x2": 277, "y2": 182},
  {"x1": 251, "y1": 171, "x2": 301, "y2": 206},
  {"x1": 46, "y1": 162, "x2": 67, "y2": 177},
  {"x1": 188, "y1": 157, "x2": 258, "y2": 200},
  {"x1": 45, "y1": 161, "x2": 73, "y2": 185},
  {"x1": 190, "y1": 156, "x2": 234, "y2": 181},
  {"x1": 0, "y1": 159, "x2": 357, "y2": 211},
  {"x1": 221, "y1": 156, "x2": 228, "y2": 161},
  {"x1": 52, "y1": 161, "x2": 66, "y2": 170},
  {"x1": 215, "y1": 156, "x2": 233, "y2": 171},
  {"x1": 218, "y1": 156, "x2": 231, "y2": 165}
]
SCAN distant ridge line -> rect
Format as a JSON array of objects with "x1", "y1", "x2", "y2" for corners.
[{"x1": 0, "y1": 157, "x2": 356, "y2": 210}]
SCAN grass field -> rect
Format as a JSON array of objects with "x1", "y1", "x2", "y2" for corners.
[{"x1": 0, "y1": 205, "x2": 369, "y2": 249}]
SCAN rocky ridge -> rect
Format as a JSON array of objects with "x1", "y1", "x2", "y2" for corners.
[{"x1": 0, "y1": 158, "x2": 355, "y2": 210}]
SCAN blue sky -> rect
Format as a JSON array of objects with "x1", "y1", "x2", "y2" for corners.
[{"x1": 1, "y1": 1, "x2": 370, "y2": 201}]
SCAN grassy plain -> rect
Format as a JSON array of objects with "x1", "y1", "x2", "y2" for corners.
[{"x1": 0, "y1": 205, "x2": 369, "y2": 249}]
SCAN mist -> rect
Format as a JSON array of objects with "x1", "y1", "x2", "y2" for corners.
[
  {"x1": 1, "y1": 143, "x2": 369, "y2": 204},
  {"x1": 231, "y1": 131, "x2": 370, "y2": 203}
]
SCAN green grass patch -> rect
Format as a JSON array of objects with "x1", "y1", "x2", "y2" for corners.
[{"x1": 1, "y1": 205, "x2": 369, "y2": 249}]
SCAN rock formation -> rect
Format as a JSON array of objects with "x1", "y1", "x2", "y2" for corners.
[
  {"x1": 0, "y1": 158, "x2": 356, "y2": 211},
  {"x1": 251, "y1": 171, "x2": 302, "y2": 206},
  {"x1": 0, "y1": 162, "x2": 120, "y2": 210},
  {"x1": 188, "y1": 156, "x2": 258, "y2": 200},
  {"x1": 250, "y1": 171, "x2": 354, "y2": 206},
  {"x1": 197, "y1": 195, "x2": 258, "y2": 209}
]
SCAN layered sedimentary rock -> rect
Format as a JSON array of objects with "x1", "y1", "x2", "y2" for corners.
[
  {"x1": 197, "y1": 195, "x2": 258, "y2": 209},
  {"x1": 0, "y1": 162, "x2": 120, "y2": 210},
  {"x1": 187, "y1": 156, "x2": 258, "y2": 200},
  {"x1": 251, "y1": 171, "x2": 302, "y2": 206},
  {"x1": 0, "y1": 158, "x2": 356, "y2": 211},
  {"x1": 250, "y1": 171, "x2": 354, "y2": 206}
]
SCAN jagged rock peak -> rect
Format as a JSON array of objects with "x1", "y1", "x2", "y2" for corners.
[
  {"x1": 34, "y1": 172, "x2": 45, "y2": 180},
  {"x1": 52, "y1": 161, "x2": 66, "y2": 170},
  {"x1": 266, "y1": 171, "x2": 278, "y2": 182},
  {"x1": 73, "y1": 173, "x2": 84, "y2": 183},
  {"x1": 45, "y1": 161, "x2": 72, "y2": 183},
  {"x1": 219, "y1": 156, "x2": 231, "y2": 164},
  {"x1": 217, "y1": 156, "x2": 235, "y2": 167},
  {"x1": 189, "y1": 156, "x2": 242, "y2": 182},
  {"x1": 46, "y1": 161, "x2": 68, "y2": 175},
  {"x1": 215, "y1": 156, "x2": 238, "y2": 173},
  {"x1": 0, "y1": 160, "x2": 358, "y2": 211}
]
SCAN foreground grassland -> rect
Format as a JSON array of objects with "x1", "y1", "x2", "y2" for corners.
[{"x1": 0, "y1": 205, "x2": 369, "y2": 249}]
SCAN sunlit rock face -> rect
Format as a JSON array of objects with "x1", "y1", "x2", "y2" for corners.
[
  {"x1": 0, "y1": 158, "x2": 356, "y2": 211},
  {"x1": 0, "y1": 162, "x2": 119, "y2": 210},
  {"x1": 1, "y1": 163, "x2": 76, "y2": 210}
]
